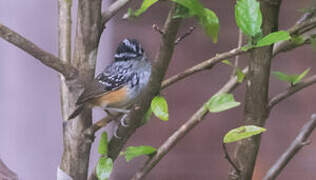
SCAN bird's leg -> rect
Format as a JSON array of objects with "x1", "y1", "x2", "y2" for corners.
[
  {"x1": 104, "y1": 109, "x2": 114, "y2": 117},
  {"x1": 104, "y1": 107, "x2": 130, "y2": 127},
  {"x1": 113, "y1": 130, "x2": 122, "y2": 140},
  {"x1": 113, "y1": 114, "x2": 129, "y2": 139},
  {"x1": 120, "y1": 113, "x2": 129, "y2": 127}
]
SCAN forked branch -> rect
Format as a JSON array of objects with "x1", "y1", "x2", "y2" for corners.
[{"x1": 264, "y1": 114, "x2": 316, "y2": 180}]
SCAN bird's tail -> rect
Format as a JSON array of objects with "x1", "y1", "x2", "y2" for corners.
[{"x1": 68, "y1": 105, "x2": 84, "y2": 120}]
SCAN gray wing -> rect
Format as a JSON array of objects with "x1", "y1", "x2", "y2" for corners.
[{"x1": 75, "y1": 61, "x2": 134, "y2": 105}]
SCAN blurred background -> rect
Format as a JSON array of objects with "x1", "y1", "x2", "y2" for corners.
[{"x1": 0, "y1": 0, "x2": 315, "y2": 179}]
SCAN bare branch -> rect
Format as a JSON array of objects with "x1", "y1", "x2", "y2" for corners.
[
  {"x1": 174, "y1": 26, "x2": 196, "y2": 45},
  {"x1": 152, "y1": 24, "x2": 165, "y2": 35},
  {"x1": 263, "y1": 114, "x2": 316, "y2": 180},
  {"x1": 58, "y1": 0, "x2": 73, "y2": 122},
  {"x1": 131, "y1": 67, "x2": 245, "y2": 180},
  {"x1": 268, "y1": 74, "x2": 316, "y2": 109},
  {"x1": 0, "y1": 159, "x2": 18, "y2": 180},
  {"x1": 289, "y1": 16, "x2": 316, "y2": 35},
  {"x1": 273, "y1": 16, "x2": 316, "y2": 55},
  {"x1": 229, "y1": 1, "x2": 282, "y2": 179},
  {"x1": 83, "y1": 115, "x2": 117, "y2": 141},
  {"x1": 101, "y1": 0, "x2": 131, "y2": 27},
  {"x1": 231, "y1": 29, "x2": 243, "y2": 78},
  {"x1": 60, "y1": 0, "x2": 102, "y2": 179},
  {"x1": 223, "y1": 143, "x2": 241, "y2": 176},
  {"x1": 162, "y1": 13, "x2": 316, "y2": 90},
  {"x1": 161, "y1": 47, "x2": 244, "y2": 89},
  {"x1": 0, "y1": 23, "x2": 78, "y2": 79}
]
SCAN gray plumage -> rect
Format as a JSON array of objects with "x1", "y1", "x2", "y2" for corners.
[{"x1": 68, "y1": 39, "x2": 151, "y2": 120}]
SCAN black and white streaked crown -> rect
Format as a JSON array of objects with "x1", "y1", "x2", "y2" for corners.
[{"x1": 114, "y1": 38, "x2": 145, "y2": 61}]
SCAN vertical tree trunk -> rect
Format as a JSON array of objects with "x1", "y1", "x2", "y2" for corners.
[
  {"x1": 58, "y1": 0, "x2": 102, "y2": 179},
  {"x1": 229, "y1": 1, "x2": 282, "y2": 179}
]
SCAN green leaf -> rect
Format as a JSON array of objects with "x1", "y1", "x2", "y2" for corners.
[
  {"x1": 96, "y1": 157, "x2": 113, "y2": 180},
  {"x1": 293, "y1": 68, "x2": 310, "y2": 85},
  {"x1": 291, "y1": 35, "x2": 305, "y2": 45},
  {"x1": 310, "y1": 37, "x2": 316, "y2": 51},
  {"x1": 199, "y1": 9, "x2": 219, "y2": 43},
  {"x1": 151, "y1": 96, "x2": 169, "y2": 121},
  {"x1": 171, "y1": 0, "x2": 219, "y2": 43},
  {"x1": 235, "y1": 0, "x2": 262, "y2": 37},
  {"x1": 206, "y1": 93, "x2": 240, "y2": 113},
  {"x1": 272, "y1": 68, "x2": 310, "y2": 85},
  {"x1": 236, "y1": 68, "x2": 245, "y2": 83},
  {"x1": 122, "y1": 146, "x2": 156, "y2": 162},
  {"x1": 241, "y1": 44, "x2": 254, "y2": 51},
  {"x1": 223, "y1": 125, "x2": 266, "y2": 143},
  {"x1": 133, "y1": 0, "x2": 159, "y2": 17},
  {"x1": 222, "y1": 60, "x2": 232, "y2": 66},
  {"x1": 173, "y1": 4, "x2": 192, "y2": 19},
  {"x1": 272, "y1": 71, "x2": 296, "y2": 83},
  {"x1": 256, "y1": 31, "x2": 291, "y2": 47},
  {"x1": 171, "y1": 0, "x2": 204, "y2": 16},
  {"x1": 98, "y1": 132, "x2": 108, "y2": 155},
  {"x1": 141, "y1": 107, "x2": 153, "y2": 125}
]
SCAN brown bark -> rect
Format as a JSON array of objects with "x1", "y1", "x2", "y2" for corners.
[
  {"x1": 59, "y1": 0, "x2": 102, "y2": 179},
  {"x1": 229, "y1": 1, "x2": 282, "y2": 179}
]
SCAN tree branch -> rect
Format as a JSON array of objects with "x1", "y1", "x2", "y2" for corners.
[
  {"x1": 131, "y1": 67, "x2": 246, "y2": 180},
  {"x1": 0, "y1": 23, "x2": 78, "y2": 80},
  {"x1": 263, "y1": 114, "x2": 316, "y2": 180},
  {"x1": 162, "y1": 12, "x2": 316, "y2": 90},
  {"x1": 231, "y1": 29, "x2": 243, "y2": 78},
  {"x1": 223, "y1": 143, "x2": 241, "y2": 176},
  {"x1": 0, "y1": 159, "x2": 18, "y2": 180},
  {"x1": 174, "y1": 26, "x2": 196, "y2": 45},
  {"x1": 268, "y1": 74, "x2": 316, "y2": 109},
  {"x1": 108, "y1": 2, "x2": 182, "y2": 161},
  {"x1": 88, "y1": 3, "x2": 182, "y2": 180},
  {"x1": 131, "y1": 8, "x2": 316, "y2": 179},
  {"x1": 229, "y1": 1, "x2": 282, "y2": 179},
  {"x1": 101, "y1": 0, "x2": 132, "y2": 28},
  {"x1": 58, "y1": 0, "x2": 73, "y2": 123},
  {"x1": 273, "y1": 16, "x2": 316, "y2": 55},
  {"x1": 161, "y1": 47, "x2": 244, "y2": 89},
  {"x1": 60, "y1": 0, "x2": 102, "y2": 179}
]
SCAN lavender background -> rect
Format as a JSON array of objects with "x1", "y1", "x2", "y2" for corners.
[{"x1": 1, "y1": 0, "x2": 316, "y2": 180}]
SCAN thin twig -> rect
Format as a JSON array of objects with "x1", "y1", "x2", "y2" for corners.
[
  {"x1": 152, "y1": 24, "x2": 164, "y2": 35},
  {"x1": 268, "y1": 74, "x2": 316, "y2": 109},
  {"x1": 289, "y1": 16, "x2": 316, "y2": 35},
  {"x1": 0, "y1": 159, "x2": 18, "y2": 180},
  {"x1": 231, "y1": 29, "x2": 243, "y2": 78},
  {"x1": 0, "y1": 23, "x2": 78, "y2": 80},
  {"x1": 162, "y1": 15, "x2": 316, "y2": 90},
  {"x1": 263, "y1": 114, "x2": 316, "y2": 180},
  {"x1": 161, "y1": 47, "x2": 244, "y2": 89},
  {"x1": 131, "y1": 71, "x2": 243, "y2": 180},
  {"x1": 83, "y1": 115, "x2": 114, "y2": 141},
  {"x1": 174, "y1": 26, "x2": 196, "y2": 45},
  {"x1": 223, "y1": 143, "x2": 241, "y2": 175},
  {"x1": 101, "y1": 0, "x2": 132, "y2": 27}
]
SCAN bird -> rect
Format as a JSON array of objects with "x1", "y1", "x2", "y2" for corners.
[{"x1": 68, "y1": 38, "x2": 152, "y2": 121}]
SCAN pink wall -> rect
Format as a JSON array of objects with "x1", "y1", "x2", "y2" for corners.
[{"x1": 1, "y1": 0, "x2": 316, "y2": 179}]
